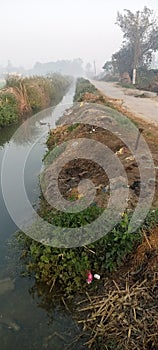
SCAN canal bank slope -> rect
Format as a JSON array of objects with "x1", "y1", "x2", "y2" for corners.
[{"x1": 20, "y1": 78, "x2": 158, "y2": 350}]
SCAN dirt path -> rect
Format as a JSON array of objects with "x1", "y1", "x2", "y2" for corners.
[{"x1": 92, "y1": 80, "x2": 158, "y2": 126}]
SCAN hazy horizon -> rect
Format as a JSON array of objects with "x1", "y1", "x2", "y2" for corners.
[{"x1": 1, "y1": 0, "x2": 158, "y2": 72}]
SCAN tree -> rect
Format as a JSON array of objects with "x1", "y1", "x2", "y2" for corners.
[
  {"x1": 116, "y1": 7, "x2": 158, "y2": 83},
  {"x1": 102, "y1": 61, "x2": 113, "y2": 73},
  {"x1": 112, "y1": 45, "x2": 134, "y2": 77}
]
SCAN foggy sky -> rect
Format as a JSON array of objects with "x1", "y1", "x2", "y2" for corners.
[{"x1": 1, "y1": 0, "x2": 158, "y2": 71}]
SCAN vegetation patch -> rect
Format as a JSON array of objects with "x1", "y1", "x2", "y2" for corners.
[
  {"x1": 0, "y1": 74, "x2": 72, "y2": 127},
  {"x1": 18, "y1": 211, "x2": 142, "y2": 295},
  {"x1": 0, "y1": 92, "x2": 18, "y2": 126},
  {"x1": 73, "y1": 78, "x2": 98, "y2": 102}
]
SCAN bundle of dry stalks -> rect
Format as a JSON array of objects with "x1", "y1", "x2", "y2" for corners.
[
  {"x1": 4, "y1": 84, "x2": 31, "y2": 115},
  {"x1": 78, "y1": 277, "x2": 158, "y2": 350}
]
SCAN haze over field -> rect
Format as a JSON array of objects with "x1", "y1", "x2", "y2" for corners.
[{"x1": 1, "y1": 0, "x2": 158, "y2": 70}]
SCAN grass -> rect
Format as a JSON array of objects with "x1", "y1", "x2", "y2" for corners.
[
  {"x1": 0, "y1": 74, "x2": 72, "y2": 127},
  {"x1": 42, "y1": 142, "x2": 67, "y2": 166},
  {"x1": 117, "y1": 82, "x2": 136, "y2": 89},
  {"x1": 73, "y1": 78, "x2": 98, "y2": 102}
]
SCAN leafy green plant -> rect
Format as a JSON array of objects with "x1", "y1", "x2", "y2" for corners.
[
  {"x1": 91, "y1": 212, "x2": 141, "y2": 272},
  {"x1": 18, "y1": 210, "x2": 142, "y2": 295},
  {"x1": 0, "y1": 92, "x2": 18, "y2": 127}
]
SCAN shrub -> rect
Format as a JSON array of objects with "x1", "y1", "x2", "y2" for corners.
[
  {"x1": 18, "y1": 211, "x2": 141, "y2": 295},
  {"x1": 0, "y1": 92, "x2": 18, "y2": 127}
]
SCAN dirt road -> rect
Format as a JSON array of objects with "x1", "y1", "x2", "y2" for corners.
[{"x1": 92, "y1": 81, "x2": 158, "y2": 126}]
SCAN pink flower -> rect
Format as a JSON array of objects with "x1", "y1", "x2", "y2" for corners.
[{"x1": 86, "y1": 271, "x2": 93, "y2": 284}]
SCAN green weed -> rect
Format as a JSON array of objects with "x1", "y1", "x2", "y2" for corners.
[
  {"x1": 18, "y1": 210, "x2": 142, "y2": 295},
  {"x1": 0, "y1": 92, "x2": 18, "y2": 127}
]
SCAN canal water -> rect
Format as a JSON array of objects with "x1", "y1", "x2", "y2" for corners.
[{"x1": 0, "y1": 86, "x2": 87, "y2": 350}]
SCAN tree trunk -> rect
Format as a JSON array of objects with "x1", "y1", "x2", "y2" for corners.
[{"x1": 132, "y1": 68, "x2": 137, "y2": 85}]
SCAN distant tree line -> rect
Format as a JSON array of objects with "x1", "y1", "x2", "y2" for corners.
[
  {"x1": 32, "y1": 58, "x2": 84, "y2": 77},
  {"x1": 0, "y1": 58, "x2": 85, "y2": 78}
]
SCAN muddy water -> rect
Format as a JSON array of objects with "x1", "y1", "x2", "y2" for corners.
[{"x1": 0, "y1": 87, "x2": 87, "y2": 350}]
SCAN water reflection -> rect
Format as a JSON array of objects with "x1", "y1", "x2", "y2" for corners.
[
  {"x1": 0, "y1": 123, "x2": 21, "y2": 148},
  {"x1": 11, "y1": 108, "x2": 53, "y2": 146},
  {"x1": 11, "y1": 91, "x2": 75, "y2": 146},
  {"x1": 0, "y1": 85, "x2": 88, "y2": 350},
  {"x1": 0, "y1": 249, "x2": 87, "y2": 350}
]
